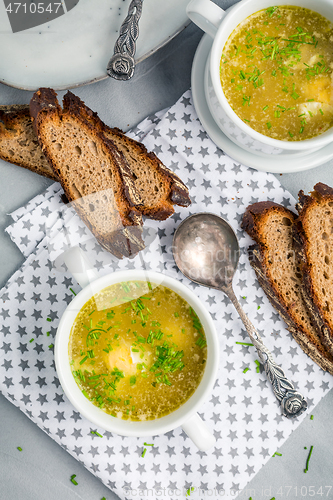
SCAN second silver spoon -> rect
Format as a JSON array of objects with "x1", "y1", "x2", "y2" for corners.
[{"x1": 173, "y1": 212, "x2": 307, "y2": 419}]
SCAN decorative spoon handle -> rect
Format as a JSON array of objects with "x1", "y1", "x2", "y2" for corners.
[
  {"x1": 107, "y1": 0, "x2": 143, "y2": 80},
  {"x1": 226, "y1": 285, "x2": 308, "y2": 419}
]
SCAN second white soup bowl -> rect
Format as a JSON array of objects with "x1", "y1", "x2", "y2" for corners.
[
  {"x1": 187, "y1": 0, "x2": 333, "y2": 156},
  {"x1": 55, "y1": 249, "x2": 219, "y2": 451}
]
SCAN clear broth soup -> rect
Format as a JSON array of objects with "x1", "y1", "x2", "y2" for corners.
[
  {"x1": 220, "y1": 6, "x2": 333, "y2": 141},
  {"x1": 69, "y1": 281, "x2": 207, "y2": 421}
]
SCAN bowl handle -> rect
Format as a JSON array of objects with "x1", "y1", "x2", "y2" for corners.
[
  {"x1": 62, "y1": 246, "x2": 98, "y2": 289},
  {"x1": 186, "y1": 0, "x2": 226, "y2": 38},
  {"x1": 181, "y1": 413, "x2": 216, "y2": 451}
]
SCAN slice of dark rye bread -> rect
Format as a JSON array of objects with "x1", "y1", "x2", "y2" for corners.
[
  {"x1": 294, "y1": 183, "x2": 333, "y2": 356},
  {"x1": 0, "y1": 104, "x2": 58, "y2": 180},
  {"x1": 30, "y1": 88, "x2": 144, "y2": 259},
  {"x1": 62, "y1": 91, "x2": 191, "y2": 220},
  {"x1": 241, "y1": 201, "x2": 333, "y2": 375},
  {"x1": 0, "y1": 95, "x2": 191, "y2": 220}
]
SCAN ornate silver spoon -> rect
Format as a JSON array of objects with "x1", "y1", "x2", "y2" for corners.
[
  {"x1": 173, "y1": 213, "x2": 307, "y2": 419},
  {"x1": 107, "y1": 0, "x2": 143, "y2": 80}
]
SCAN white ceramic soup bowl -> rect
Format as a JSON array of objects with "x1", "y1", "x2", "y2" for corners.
[
  {"x1": 55, "y1": 248, "x2": 219, "y2": 451},
  {"x1": 187, "y1": 0, "x2": 333, "y2": 156}
]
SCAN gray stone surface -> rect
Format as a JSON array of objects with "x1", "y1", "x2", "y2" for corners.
[{"x1": 1, "y1": 4, "x2": 333, "y2": 499}]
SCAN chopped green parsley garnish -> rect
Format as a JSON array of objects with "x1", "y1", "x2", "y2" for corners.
[
  {"x1": 70, "y1": 474, "x2": 78, "y2": 485},
  {"x1": 196, "y1": 337, "x2": 206, "y2": 349},
  {"x1": 90, "y1": 430, "x2": 103, "y2": 437},
  {"x1": 304, "y1": 445, "x2": 314, "y2": 473}
]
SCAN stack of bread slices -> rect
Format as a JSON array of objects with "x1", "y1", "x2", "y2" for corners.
[
  {"x1": 0, "y1": 88, "x2": 191, "y2": 259},
  {"x1": 242, "y1": 183, "x2": 333, "y2": 375}
]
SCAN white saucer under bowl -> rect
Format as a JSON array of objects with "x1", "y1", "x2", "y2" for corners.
[{"x1": 191, "y1": 34, "x2": 333, "y2": 173}]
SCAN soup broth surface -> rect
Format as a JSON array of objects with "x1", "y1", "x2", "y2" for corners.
[
  {"x1": 220, "y1": 6, "x2": 333, "y2": 140},
  {"x1": 69, "y1": 281, "x2": 207, "y2": 421}
]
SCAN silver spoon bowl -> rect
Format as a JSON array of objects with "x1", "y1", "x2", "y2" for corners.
[{"x1": 173, "y1": 213, "x2": 307, "y2": 419}]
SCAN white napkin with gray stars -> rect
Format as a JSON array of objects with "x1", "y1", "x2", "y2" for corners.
[{"x1": 1, "y1": 90, "x2": 333, "y2": 500}]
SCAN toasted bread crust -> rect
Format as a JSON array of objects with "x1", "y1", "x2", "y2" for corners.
[
  {"x1": 1, "y1": 95, "x2": 191, "y2": 220},
  {"x1": 242, "y1": 201, "x2": 333, "y2": 374},
  {"x1": 107, "y1": 128, "x2": 191, "y2": 219},
  {"x1": 295, "y1": 183, "x2": 333, "y2": 355},
  {"x1": 30, "y1": 88, "x2": 144, "y2": 258},
  {"x1": 59, "y1": 91, "x2": 143, "y2": 212},
  {"x1": 248, "y1": 243, "x2": 333, "y2": 373},
  {"x1": 0, "y1": 104, "x2": 58, "y2": 180},
  {"x1": 113, "y1": 136, "x2": 191, "y2": 209},
  {"x1": 63, "y1": 91, "x2": 191, "y2": 219},
  {"x1": 241, "y1": 201, "x2": 284, "y2": 238},
  {"x1": 30, "y1": 89, "x2": 143, "y2": 217}
]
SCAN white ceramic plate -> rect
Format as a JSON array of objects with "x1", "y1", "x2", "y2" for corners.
[
  {"x1": 0, "y1": 0, "x2": 190, "y2": 91},
  {"x1": 191, "y1": 34, "x2": 333, "y2": 173}
]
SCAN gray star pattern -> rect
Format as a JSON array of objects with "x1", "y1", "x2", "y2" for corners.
[{"x1": 0, "y1": 90, "x2": 331, "y2": 500}]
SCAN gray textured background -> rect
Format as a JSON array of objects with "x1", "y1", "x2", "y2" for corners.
[{"x1": 1, "y1": 2, "x2": 333, "y2": 498}]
